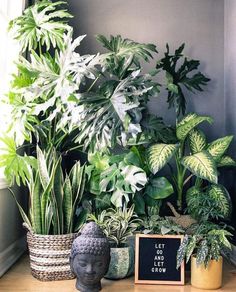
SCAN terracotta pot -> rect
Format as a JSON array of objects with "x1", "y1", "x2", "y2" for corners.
[
  {"x1": 191, "y1": 255, "x2": 223, "y2": 290},
  {"x1": 104, "y1": 246, "x2": 134, "y2": 279}
]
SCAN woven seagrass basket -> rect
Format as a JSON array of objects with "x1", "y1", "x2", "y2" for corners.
[{"x1": 26, "y1": 228, "x2": 78, "y2": 281}]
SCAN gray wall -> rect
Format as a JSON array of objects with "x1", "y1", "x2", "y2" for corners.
[
  {"x1": 68, "y1": 0, "x2": 236, "y2": 231},
  {"x1": 69, "y1": 0, "x2": 225, "y2": 138}
]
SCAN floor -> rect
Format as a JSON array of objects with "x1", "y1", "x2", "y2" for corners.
[{"x1": 0, "y1": 255, "x2": 236, "y2": 292}]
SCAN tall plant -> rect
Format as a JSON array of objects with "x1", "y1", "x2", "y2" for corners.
[{"x1": 147, "y1": 113, "x2": 235, "y2": 211}]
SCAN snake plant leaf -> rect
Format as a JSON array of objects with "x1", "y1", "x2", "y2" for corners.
[
  {"x1": 217, "y1": 155, "x2": 236, "y2": 167},
  {"x1": 182, "y1": 151, "x2": 218, "y2": 183},
  {"x1": 63, "y1": 174, "x2": 73, "y2": 233},
  {"x1": 207, "y1": 184, "x2": 232, "y2": 220},
  {"x1": 147, "y1": 143, "x2": 178, "y2": 174},
  {"x1": 36, "y1": 146, "x2": 50, "y2": 190},
  {"x1": 9, "y1": 0, "x2": 72, "y2": 52},
  {"x1": 189, "y1": 129, "x2": 207, "y2": 154},
  {"x1": 121, "y1": 165, "x2": 147, "y2": 192},
  {"x1": 177, "y1": 113, "x2": 213, "y2": 141},
  {"x1": 207, "y1": 135, "x2": 233, "y2": 161},
  {"x1": 29, "y1": 171, "x2": 42, "y2": 234},
  {"x1": 145, "y1": 177, "x2": 174, "y2": 199},
  {"x1": 9, "y1": 189, "x2": 32, "y2": 230}
]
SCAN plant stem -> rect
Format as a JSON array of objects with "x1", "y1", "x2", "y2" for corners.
[
  {"x1": 39, "y1": 43, "x2": 42, "y2": 56},
  {"x1": 87, "y1": 74, "x2": 101, "y2": 92},
  {"x1": 175, "y1": 141, "x2": 186, "y2": 211},
  {"x1": 184, "y1": 174, "x2": 194, "y2": 186}
]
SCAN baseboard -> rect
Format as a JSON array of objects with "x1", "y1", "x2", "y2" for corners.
[{"x1": 0, "y1": 236, "x2": 27, "y2": 277}]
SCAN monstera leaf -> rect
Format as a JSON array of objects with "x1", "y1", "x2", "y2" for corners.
[
  {"x1": 189, "y1": 129, "x2": 207, "y2": 154},
  {"x1": 147, "y1": 143, "x2": 178, "y2": 174},
  {"x1": 176, "y1": 113, "x2": 213, "y2": 141},
  {"x1": 121, "y1": 165, "x2": 147, "y2": 192},
  {"x1": 182, "y1": 151, "x2": 217, "y2": 183},
  {"x1": 207, "y1": 136, "x2": 233, "y2": 162}
]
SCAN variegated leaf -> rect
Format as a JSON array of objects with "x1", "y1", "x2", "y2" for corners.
[
  {"x1": 218, "y1": 155, "x2": 236, "y2": 167},
  {"x1": 207, "y1": 135, "x2": 233, "y2": 161},
  {"x1": 186, "y1": 236, "x2": 197, "y2": 263},
  {"x1": 189, "y1": 129, "x2": 206, "y2": 154},
  {"x1": 196, "y1": 239, "x2": 208, "y2": 266},
  {"x1": 147, "y1": 143, "x2": 178, "y2": 174},
  {"x1": 182, "y1": 151, "x2": 217, "y2": 183},
  {"x1": 207, "y1": 184, "x2": 232, "y2": 219},
  {"x1": 177, "y1": 113, "x2": 213, "y2": 141}
]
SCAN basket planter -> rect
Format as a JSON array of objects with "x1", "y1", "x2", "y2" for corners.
[
  {"x1": 27, "y1": 231, "x2": 78, "y2": 281},
  {"x1": 191, "y1": 255, "x2": 223, "y2": 290}
]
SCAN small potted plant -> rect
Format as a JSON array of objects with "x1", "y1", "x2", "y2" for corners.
[
  {"x1": 88, "y1": 204, "x2": 142, "y2": 279},
  {"x1": 176, "y1": 222, "x2": 232, "y2": 289}
]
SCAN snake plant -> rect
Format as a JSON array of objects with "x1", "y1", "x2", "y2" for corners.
[{"x1": 10, "y1": 146, "x2": 87, "y2": 235}]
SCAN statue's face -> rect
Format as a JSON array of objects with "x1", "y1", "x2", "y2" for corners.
[{"x1": 72, "y1": 253, "x2": 109, "y2": 286}]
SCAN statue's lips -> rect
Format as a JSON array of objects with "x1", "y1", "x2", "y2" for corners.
[{"x1": 83, "y1": 274, "x2": 97, "y2": 282}]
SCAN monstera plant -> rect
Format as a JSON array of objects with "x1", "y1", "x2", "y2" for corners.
[{"x1": 147, "y1": 112, "x2": 235, "y2": 213}]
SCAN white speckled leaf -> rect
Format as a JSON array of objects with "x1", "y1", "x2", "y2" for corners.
[
  {"x1": 182, "y1": 151, "x2": 217, "y2": 183},
  {"x1": 147, "y1": 143, "x2": 178, "y2": 174},
  {"x1": 177, "y1": 113, "x2": 213, "y2": 141},
  {"x1": 207, "y1": 135, "x2": 233, "y2": 161},
  {"x1": 189, "y1": 129, "x2": 206, "y2": 154}
]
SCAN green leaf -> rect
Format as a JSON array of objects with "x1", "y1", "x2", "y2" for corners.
[
  {"x1": 147, "y1": 143, "x2": 178, "y2": 174},
  {"x1": 0, "y1": 135, "x2": 36, "y2": 186},
  {"x1": 88, "y1": 152, "x2": 109, "y2": 171},
  {"x1": 189, "y1": 129, "x2": 207, "y2": 154},
  {"x1": 207, "y1": 135, "x2": 233, "y2": 161},
  {"x1": 207, "y1": 184, "x2": 232, "y2": 220},
  {"x1": 9, "y1": 0, "x2": 73, "y2": 52},
  {"x1": 74, "y1": 209, "x2": 88, "y2": 232},
  {"x1": 177, "y1": 113, "x2": 213, "y2": 141},
  {"x1": 157, "y1": 43, "x2": 210, "y2": 116},
  {"x1": 218, "y1": 155, "x2": 236, "y2": 167},
  {"x1": 145, "y1": 177, "x2": 174, "y2": 199},
  {"x1": 63, "y1": 175, "x2": 73, "y2": 233},
  {"x1": 133, "y1": 193, "x2": 146, "y2": 215},
  {"x1": 182, "y1": 151, "x2": 218, "y2": 183}
]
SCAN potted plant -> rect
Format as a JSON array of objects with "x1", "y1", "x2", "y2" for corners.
[
  {"x1": 4, "y1": 144, "x2": 87, "y2": 281},
  {"x1": 176, "y1": 222, "x2": 232, "y2": 289},
  {"x1": 88, "y1": 205, "x2": 142, "y2": 279}
]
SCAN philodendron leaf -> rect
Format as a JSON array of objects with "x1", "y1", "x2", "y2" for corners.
[
  {"x1": 182, "y1": 151, "x2": 218, "y2": 183},
  {"x1": 207, "y1": 184, "x2": 232, "y2": 220},
  {"x1": 147, "y1": 143, "x2": 178, "y2": 174},
  {"x1": 176, "y1": 113, "x2": 213, "y2": 141},
  {"x1": 207, "y1": 135, "x2": 233, "y2": 161},
  {"x1": 145, "y1": 177, "x2": 174, "y2": 199},
  {"x1": 189, "y1": 129, "x2": 207, "y2": 154},
  {"x1": 218, "y1": 156, "x2": 236, "y2": 167}
]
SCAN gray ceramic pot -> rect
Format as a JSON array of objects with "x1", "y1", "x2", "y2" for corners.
[{"x1": 104, "y1": 246, "x2": 134, "y2": 280}]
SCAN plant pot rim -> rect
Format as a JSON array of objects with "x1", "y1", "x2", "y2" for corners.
[{"x1": 191, "y1": 254, "x2": 223, "y2": 261}]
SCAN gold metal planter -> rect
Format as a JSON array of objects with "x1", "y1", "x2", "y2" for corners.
[{"x1": 191, "y1": 255, "x2": 223, "y2": 290}]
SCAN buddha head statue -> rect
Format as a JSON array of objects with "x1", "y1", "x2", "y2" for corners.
[{"x1": 70, "y1": 222, "x2": 110, "y2": 292}]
